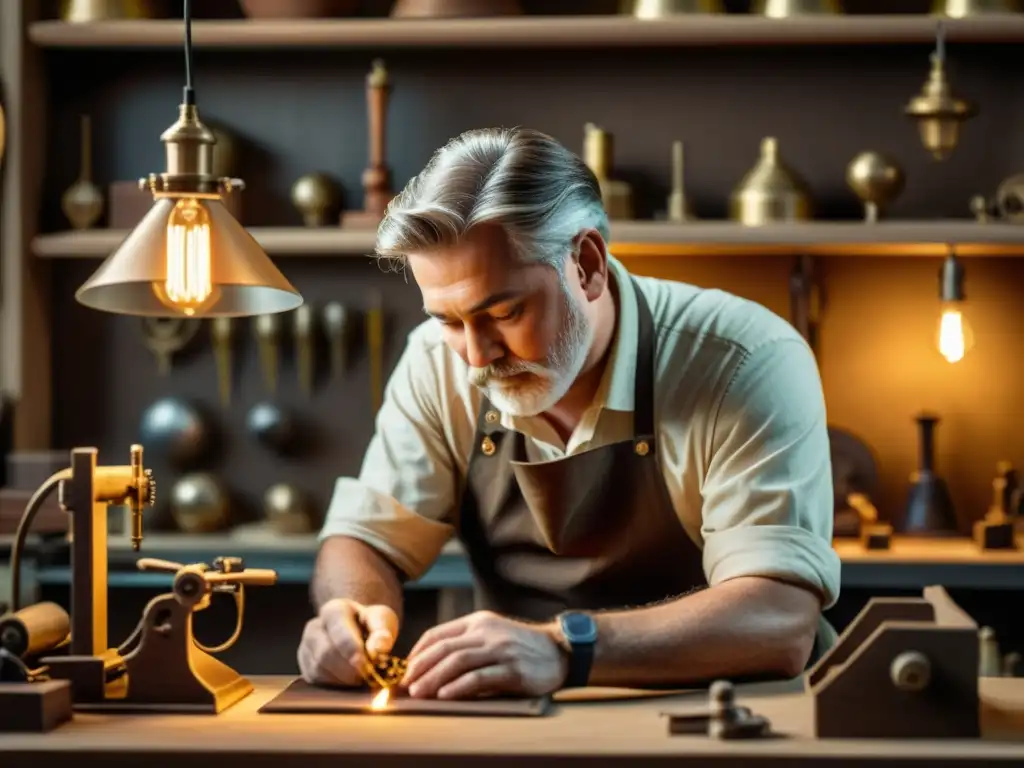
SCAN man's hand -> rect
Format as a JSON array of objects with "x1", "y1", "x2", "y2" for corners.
[
  {"x1": 297, "y1": 598, "x2": 399, "y2": 687},
  {"x1": 402, "y1": 611, "x2": 567, "y2": 700}
]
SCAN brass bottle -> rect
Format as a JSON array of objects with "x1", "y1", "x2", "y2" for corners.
[
  {"x1": 729, "y1": 137, "x2": 812, "y2": 226},
  {"x1": 583, "y1": 123, "x2": 634, "y2": 221}
]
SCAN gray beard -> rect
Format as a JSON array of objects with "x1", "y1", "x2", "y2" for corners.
[{"x1": 467, "y1": 283, "x2": 593, "y2": 417}]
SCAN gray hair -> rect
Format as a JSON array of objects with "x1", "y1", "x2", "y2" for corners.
[{"x1": 374, "y1": 127, "x2": 609, "y2": 271}]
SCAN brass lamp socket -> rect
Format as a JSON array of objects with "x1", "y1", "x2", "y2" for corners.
[
  {"x1": 939, "y1": 250, "x2": 966, "y2": 302},
  {"x1": 139, "y1": 103, "x2": 244, "y2": 198}
]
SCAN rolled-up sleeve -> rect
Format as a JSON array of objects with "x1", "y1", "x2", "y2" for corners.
[
  {"x1": 700, "y1": 337, "x2": 841, "y2": 608},
  {"x1": 319, "y1": 327, "x2": 456, "y2": 581}
]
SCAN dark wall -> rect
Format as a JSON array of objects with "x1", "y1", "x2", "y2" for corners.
[{"x1": 42, "y1": 28, "x2": 1024, "y2": 531}]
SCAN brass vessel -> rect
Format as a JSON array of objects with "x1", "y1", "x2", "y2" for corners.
[
  {"x1": 390, "y1": 0, "x2": 522, "y2": 16},
  {"x1": 583, "y1": 123, "x2": 634, "y2": 221},
  {"x1": 905, "y1": 27, "x2": 976, "y2": 161},
  {"x1": 729, "y1": 137, "x2": 812, "y2": 225},
  {"x1": 60, "y1": 0, "x2": 156, "y2": 22},
  {"x1": 994, "y1": 174, "x2": 1024, "y2": 222},
  {"x1": 932, "y1": 0, "x2": 1019, "y2": 17},
  {"x1": 61, "y1": 115, "x2": 104, "y2": 230},
  {"x1": 264, "y1": 483, "x2": 313, "y2": 535},
  {"x1": 291, "y1": 172, "x2": 342, "y2": 227},
  {"x1": 751, "y1": 0, "x2": 841, "y2": 17},
  {"x1": 623, "y1": 0, "x2": 723, "y2": 16},
  {"x1": 846, "y1": 152, "x2": 905, "y2": 223},
  {"x1": 208, "y1": 123, "x2": 238, "y2": 179}
]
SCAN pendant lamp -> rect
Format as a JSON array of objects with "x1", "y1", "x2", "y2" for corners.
[{"x1": 75, "y1": 0, "x2": 303, "y2": 318}]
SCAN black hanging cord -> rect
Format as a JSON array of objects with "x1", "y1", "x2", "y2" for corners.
[{"x1": 183, "y1": 0, "x2": 195, "y2": 105}]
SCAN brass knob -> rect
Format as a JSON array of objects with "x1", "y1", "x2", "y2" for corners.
[
  {"x1": 481, "y1": 436, "x2": 496, "y2": 456},
  {"x1": 890, "y1": 650, "x2": 931, "y2": 692},
  {"x1": 634, "y1": 440, "x2": 650, "y2": 456}
]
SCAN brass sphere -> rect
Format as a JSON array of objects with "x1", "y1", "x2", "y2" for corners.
[
  {"x1": 846, "y1": 151, "x2": 905, "y2": 223},
  {"x1": 291, "y1": 172, "x2": 342, "y2": 227},
  {"x1": 209, "y1": 124, "x2": 238, "y2": 179},
  {"x1": 263, "y1": 483, "x2": 313, "y2": 534},
  {"x1": 169, "y1": 473, "x2": 229, "y2": 534}
]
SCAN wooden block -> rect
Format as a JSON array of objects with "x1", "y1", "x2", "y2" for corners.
[
  {"x1": 860, "y1": 523, "x2": 892, "y2": 550},
  {"x1": 339, "y1": 210, "x2": 383, "y2": 230},
  {"x1": 108, "y1": 181, "x2": 243, "y2": 228},
  {"x1": 973, "y1": 519, "x2": 1016, "y2": 551},
  {"x1": 0, "y1": 680, "x2": 73, "y2": 732}
]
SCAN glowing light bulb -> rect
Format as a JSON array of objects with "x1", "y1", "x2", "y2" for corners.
[
  {"x1": 370, "y1": 688, "x2": 390, "y2": 711},
  {"x1": 151, "y1": 198, "x2": 221, "y2": 316},
  {"x1": 936, "y1": 302, "x2": 974, "y2": 364}
]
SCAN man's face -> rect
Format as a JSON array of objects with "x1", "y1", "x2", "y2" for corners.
[{"x1": 408, "y1": 225, "x2": 594, "y2": 417}]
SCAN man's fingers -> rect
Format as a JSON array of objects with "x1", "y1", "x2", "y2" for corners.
[
  {"x1": 298, "y1": 618, "x2": 358, "y2": 686},
  {"x1": 357, "y1": 604, "x2": 399, "y2": 656},
  {"x1": 407, "y1": 646, "x2": 495, "y2": 699},
  {"x1": 437, "y1": 665, "x2": 517, "y2": 700},
  {"x1": 321, "y1": 600, "x2": 371, "y2": 674},
  {"x1": 408, "y1": 616, "x2": 471, "y2": 657},
  {"x1": 403, "y1": 636, "x2": 486, "y2": 690}
]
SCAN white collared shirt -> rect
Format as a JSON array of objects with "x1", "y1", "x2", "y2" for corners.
[{"x1": 320, "y1": 256, "x2": 841, "y2": 607}]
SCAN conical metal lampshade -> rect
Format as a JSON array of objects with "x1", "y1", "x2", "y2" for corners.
[{"x1": 75, "y1": 197, "x2": 303, "y2": 317}]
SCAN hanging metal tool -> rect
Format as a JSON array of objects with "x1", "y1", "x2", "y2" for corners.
[
  {"x1": 293, "y1": 304, "x2": 316, "y2": 398},
  {"x1": 210, "y1": 317, "x2": 234, "y2": 407},
  {"x1": 254, "y1": 314, "x2": 281, "y2": 395},
  {"x1": 140, "y1": 317, "x2": 201, "y2": 376}
]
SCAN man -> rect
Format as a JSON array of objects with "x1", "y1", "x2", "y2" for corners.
[{"x1": 298, "y1": 127, "x2": 840, "y2": 701}]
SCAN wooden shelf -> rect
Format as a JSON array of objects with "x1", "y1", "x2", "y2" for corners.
[
  {"x1": 26, "y1": 15, "x2": 1024, "y2": 50},
  {"x1": 31, "y1": 221, "x2": 1024, "y2": 260}
]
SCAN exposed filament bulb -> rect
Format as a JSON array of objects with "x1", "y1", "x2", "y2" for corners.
[{"x1": 152, "y1": 197, "x2": 221, "y2": 316}]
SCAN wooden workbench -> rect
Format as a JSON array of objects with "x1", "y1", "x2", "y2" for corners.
[{"x1": 2, "y1": 676, "x2": 1023, "y2": 767}]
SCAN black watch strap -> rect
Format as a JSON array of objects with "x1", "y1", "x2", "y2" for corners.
[
  {"x1": 565, "y1": 640, "x2": 594, "y2": 688},
  {"x1": 559, "y1": 612, "x2": 597, "y2": 688}
]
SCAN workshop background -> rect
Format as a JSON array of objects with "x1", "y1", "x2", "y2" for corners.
[{"x1": 1, "y1": 0, "x2": 1023, "y2": 676}]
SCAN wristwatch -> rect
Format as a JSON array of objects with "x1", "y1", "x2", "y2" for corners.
[{"x1": 557, "y1": 611, "x2": 597, "y2": 688}]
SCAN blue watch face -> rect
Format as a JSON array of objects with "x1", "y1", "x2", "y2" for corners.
[{"x1": 561, "y1": 612, "x2": 597, "y2": 643}]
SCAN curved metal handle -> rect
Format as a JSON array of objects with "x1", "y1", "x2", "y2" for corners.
[{"x1": 136, "y1": 557, "x2": 187, "y2": 573}]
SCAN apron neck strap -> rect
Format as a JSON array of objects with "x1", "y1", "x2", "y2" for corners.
[{"x1": 629, "y1": 276, "x2": 656, "y2": 439}]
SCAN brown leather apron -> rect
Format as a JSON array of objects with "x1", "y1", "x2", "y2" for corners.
[{"x1": 455, "y1": 277, "x2": 834, "y2": 668}]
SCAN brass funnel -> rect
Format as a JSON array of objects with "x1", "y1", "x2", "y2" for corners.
[{"x1": 729, "y1": 137, "x2": 812, "y2": 226}]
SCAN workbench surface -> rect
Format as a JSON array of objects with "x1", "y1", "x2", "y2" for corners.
[{"x1": 2, "y1": 676, "x2": 1023, "y2": 767}]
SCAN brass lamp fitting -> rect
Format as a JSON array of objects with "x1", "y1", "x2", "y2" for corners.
[
  {"x1": 140, "y1": 104, "x2": 244, "y2": 199},
  {"x1": 905, "y1": 22, "x2": 977, "y2": 161}
]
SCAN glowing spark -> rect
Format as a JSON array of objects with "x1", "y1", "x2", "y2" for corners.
[{"x1": 370, "y1": 687, "x2": 390, "y2": 711}]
